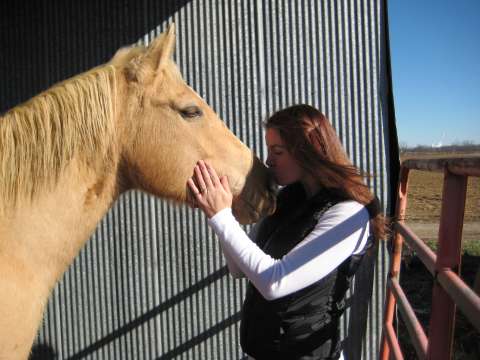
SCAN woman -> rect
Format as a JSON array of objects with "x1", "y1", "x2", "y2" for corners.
[{"x1": 187, "y1": 104, "x2": 385, "y2": 359}]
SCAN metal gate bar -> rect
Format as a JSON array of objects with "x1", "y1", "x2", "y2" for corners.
[{"x1": 379, "y1": 156, "x2": 480, "y2": 360}]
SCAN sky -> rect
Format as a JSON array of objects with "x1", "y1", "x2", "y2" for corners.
[{"x1": 388, "y1": 0, "x2": 480, "y2": 147}]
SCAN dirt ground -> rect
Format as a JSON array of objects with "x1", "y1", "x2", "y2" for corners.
[
  {"x1": 399, "y1": 255, "x2": 480, "y2": 359},
  {"x1": 396, "y1": 153, "x2": 480, "y2": 359},
  {"x1": 405, "y1": 169, "x2": 479, "y2": 245}
]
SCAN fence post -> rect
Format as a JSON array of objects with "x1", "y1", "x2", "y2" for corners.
[
  {"x1": 380, "y1": 166, "x2": 410, "y2": 360},
  {"x1": 426, "y1": 169, "x2": 467, "y2": 360}
]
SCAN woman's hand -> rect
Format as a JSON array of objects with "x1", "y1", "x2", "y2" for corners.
[{"x1": 187, "y1": 160, "x2": 233, "y2": 218}]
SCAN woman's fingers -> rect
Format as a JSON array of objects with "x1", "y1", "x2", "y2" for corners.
[
  {"x1": 194, "y1": 164, "x2": 208, "y2": 194},
  {"x1": 204, "y1": 161, "x2": 221, "y2": 187},
  {"x1": 186, "y1": 182, "x2": 199, "y2": 208},
  {"x1": 187, "y1": 178, "x2": 201, "y2": 198},
  {"x1": 188, "y1": 161, "x2": 233, "y2": 218},
  {"x1": 198, "y1": 160, "x2": 214, "y2": 189},
  {"x1": 220, "y1": 175, "x2": 231, "y2": 193}
]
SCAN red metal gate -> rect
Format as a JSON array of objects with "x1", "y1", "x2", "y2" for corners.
[{"x1": 380, "y1": 157, "x2": 480, "y2": 359}]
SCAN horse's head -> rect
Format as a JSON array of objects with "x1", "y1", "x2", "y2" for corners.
[{"x1": 112, "y1": 25, "x2": 275, "y2": 223}]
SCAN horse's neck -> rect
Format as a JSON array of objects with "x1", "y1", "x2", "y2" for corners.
[
  {"x1": 2, "y1": 160, "x2": 119, "y2": 284},
  {"x1": 0, "y1": 159, "x2": 119, "y2": 359}
]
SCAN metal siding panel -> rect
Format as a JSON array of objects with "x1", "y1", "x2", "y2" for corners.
[{"x1": 0, "y1": 0, "x2": 392, "y2": 358}]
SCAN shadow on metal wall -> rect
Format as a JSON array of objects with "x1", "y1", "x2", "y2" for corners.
[
  {"x1": 31, "y1": 267, "x2": 237, "y2": 359},
  {"x1": 30, "y1": 261, "x2": 374, "y2": 359},
  {"x1": 0, "y1": 0, "x2": 191, "y2": 113}
]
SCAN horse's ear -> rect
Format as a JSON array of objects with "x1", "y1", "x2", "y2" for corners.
[
  {"x1": 147, "y1": 24, "x2": 175, "y2": 74},
  {"x1": 123, "y1": 24, "x2": 175, "y2": 84},
  {"x1": 157, "y1": 23, "x2": 176, "y2": 70}
]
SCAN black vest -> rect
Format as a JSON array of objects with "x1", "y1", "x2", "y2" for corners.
[{"x1": 240, "y1": 183, "x2": 373, "y2": 360}]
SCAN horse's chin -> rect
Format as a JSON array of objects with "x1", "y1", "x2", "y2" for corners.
[{"x1": 183, "y1": 187, "x2": 275, "y2": 224}]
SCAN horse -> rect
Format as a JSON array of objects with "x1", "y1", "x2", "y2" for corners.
[{"x1": 0, "y1": 24, "x2": 276, "y2": 360}]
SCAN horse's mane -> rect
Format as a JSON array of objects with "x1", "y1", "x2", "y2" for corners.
[{"x1": 0, "y1": 65, "x2": 117, "y2": 210}]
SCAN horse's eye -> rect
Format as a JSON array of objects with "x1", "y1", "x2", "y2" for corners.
[{"x1": 180, "y1": 106, "x2": 203, "y2": 119}]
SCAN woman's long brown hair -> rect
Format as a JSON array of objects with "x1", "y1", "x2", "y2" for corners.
[{"x1": 265, "y1": 104, "x2": 386, "y2": 241}]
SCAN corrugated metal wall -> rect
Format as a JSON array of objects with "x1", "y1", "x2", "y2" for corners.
[{"x1": 1, "y1": 0, "x2": 396, "y2": 359}]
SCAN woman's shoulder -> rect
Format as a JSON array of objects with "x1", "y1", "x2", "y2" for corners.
[
  {"x1": 321, "y1": 200, "x2": 370, "y2": 223},
  {"x1": 331, "y1": 199, "x2": 365, "y2": 210}
]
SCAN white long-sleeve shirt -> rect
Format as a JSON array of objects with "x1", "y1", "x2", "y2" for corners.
[{"x1": 208, "y1": 200, "x2": 371, "y2": 301}]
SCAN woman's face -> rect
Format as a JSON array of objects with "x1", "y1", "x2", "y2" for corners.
[{"x1": 265, "y1": 128, "x2": 304, "y2": 186}]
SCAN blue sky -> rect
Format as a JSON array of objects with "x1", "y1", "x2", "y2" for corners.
[{"x1": 388, "y1": 0, "x2": 480, "y2": 147}]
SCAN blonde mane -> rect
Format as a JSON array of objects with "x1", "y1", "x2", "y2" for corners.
[{"x1": 0, "y1": 65, "x2": 117, "y2": 211}]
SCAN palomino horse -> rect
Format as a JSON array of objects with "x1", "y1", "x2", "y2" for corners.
[{"x1": 0, "y1": 25, "x2": 275, "y2": 359}]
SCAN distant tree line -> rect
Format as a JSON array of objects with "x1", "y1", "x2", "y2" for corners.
[{"x1": 399, "y1": 141, "x2": 480, "y2": 154}]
